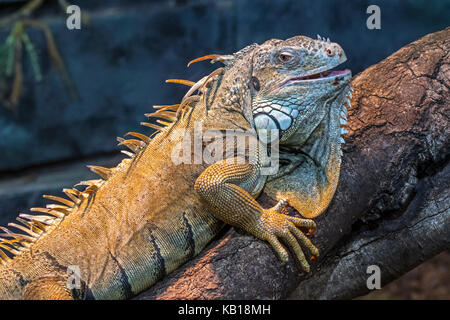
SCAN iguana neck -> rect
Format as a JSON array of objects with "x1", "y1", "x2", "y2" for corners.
[
  {"x1": 207, "y1": 53, "x2": 254, "y2": 127},
  {"x1": 305, "y1": 93, "x2": 347, "y2": 179},
  {"x1": 274, "y1": 88, "x2": 349, "y2": 218}
]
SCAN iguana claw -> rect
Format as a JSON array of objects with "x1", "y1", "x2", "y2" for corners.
[
  {"x1": 273, "y1": 198, "x2": 288, "y2": 212},
  {"x1": 258, "y1": 199, "x2": 319, "y2": 272}
]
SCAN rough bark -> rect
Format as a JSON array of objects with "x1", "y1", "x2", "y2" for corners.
[{"x1": 135, "y1": 28, "x2": 450, "y2": 300}]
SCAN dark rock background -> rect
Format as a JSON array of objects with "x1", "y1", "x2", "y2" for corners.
[{"x1": 0, "y1": 0, "x2": 448, "y2": 298}]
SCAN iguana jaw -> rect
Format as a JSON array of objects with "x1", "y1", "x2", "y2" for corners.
[
  {"x1": 251, "y1": 66, "x2": 351, "y2": 145},
  {"x1": 282, "y1": 68, "x2": 351, "y2": 86},
  {"x1": 266, "y1": 40, "x2": 349, "y2": 92}
]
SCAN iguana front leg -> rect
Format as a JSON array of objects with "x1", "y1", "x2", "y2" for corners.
[{"x1": 194, "y1": 159, "x2": 319, "y2": 272}]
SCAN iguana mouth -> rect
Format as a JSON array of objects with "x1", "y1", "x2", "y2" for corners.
[{"x1": 284, "y1": 68, "x2": 351, "y2": 85}]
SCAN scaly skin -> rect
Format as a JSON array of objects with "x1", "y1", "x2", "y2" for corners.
[{"x1": 0, "y1": 35, "x2": 351, "y2": 299}]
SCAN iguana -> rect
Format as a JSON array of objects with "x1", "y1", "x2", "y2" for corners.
[{"x1": 0, "y1": 35, "x2": 352, "y2": 299}]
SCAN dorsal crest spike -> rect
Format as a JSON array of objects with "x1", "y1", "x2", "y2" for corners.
[
  {"x1": 118, "y1": 139, "x2": 145, "y2": 153},
  {"x1": 0, "y1": 243, "x2": 20, "y2": 256},
  {"x1": 153, "y1": 104, "x2": 180, "y2": 111},
  {"x1": 19, "y1": 213, "x2": 56, "y2": 225},
  {"x1": 181, "y1": 67, "x2": 224, "y2": 102},
  {"x1": 141, "y1": 122, "x2": 165, "y2": 131},
  {"x1": 30, "y1": 207, "x2": 65, "y2": 219},
  {"x1": 45, "y1": 204, "x2": 70, "y2": 215},
  {"x1": 7, "y1": 222, "x2": 40, "y2": 238},
  {"x1": 83, "y1": 184, "x2": 100, "y2": 194},
  {"x1": 121, "y1": 150, "x2": 134, "y2": 158},
  {"x1": 87, "y1": 165, "x2": 112, "y2": 180},
  {"x1": 145, "y1": 111, "x2": 177, "y2": 122},
  {"x1": 62, "y1": 188, "x2": 82, "y2": 205},
  {"x1": 177, "y1": 95, "x2": 201, "y2": 118},
  {"x1": 43, "y1": 195, "x2": 75, "y2": 208},
  {"x1": 0, "y1": 230, "x2": 35, "y2": 243},
  {"x1": 75, "y1": 179, "x2": 103, "y2": 187},
  {"x1": 187, "y1": 54, "x2": 221, "y2": 67},
  {"x1": 187, "y1": 54, "x2": 234, "y2": 67},
  {"x1": 0, "y1": 249, "x2": 12, "y2": 263},
  {"x1": 124, "y1": 132, "x2": 151, "y2": 144},
  {"x1": 156, "y1": 120, "x2": 171, "y2": 126},
  {"x1": 210, "y1": 55, "x2": 234, "y2": 65},
  {"x1": 15, "y1": 217, "x2": 43, "y2": 231},
  {"x1": 165, "y1": 79, "x2": 196, "y2": 87},
  {"x1": 182, "y1": 75, "x2": 208, "y2": 100},
  {"x1": 199, "y1": 67, "x2": 224, "y2": 104}
]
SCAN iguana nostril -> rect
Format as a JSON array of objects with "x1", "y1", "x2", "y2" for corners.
[{"x1": 333, "y1": 44, "x2": 343, "y2": 57}]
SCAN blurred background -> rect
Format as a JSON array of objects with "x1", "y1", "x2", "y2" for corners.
[{"x1": 0, "y1": 0, "x2": 448, "y2": 299}]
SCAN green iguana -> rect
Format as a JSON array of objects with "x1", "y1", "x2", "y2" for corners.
[{"x1": 0, "y1": 35, "x2": 352, "y2": 299}]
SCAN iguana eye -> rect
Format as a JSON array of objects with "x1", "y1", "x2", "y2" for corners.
[
  {"x1": 279, "y1": 52, "x2": 293, "y2": 63},
  {"x1": 325, "y1": 48, "x2": 335, "y2": 57},
  {"x1": 251, "y1": 76, "x2": 260, "y2": 91}
]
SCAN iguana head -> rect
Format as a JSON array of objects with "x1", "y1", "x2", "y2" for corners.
[{"x1": 248, "y1": 35, "x2": 351, "y2": 145}]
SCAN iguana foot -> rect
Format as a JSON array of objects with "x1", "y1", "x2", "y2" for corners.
[
  {"x1": 257, "y1": 199, "x2": 319, "y2": 272},
  {"x1": 195, "y1": 161, "x2": 319, "y2": 273}
]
